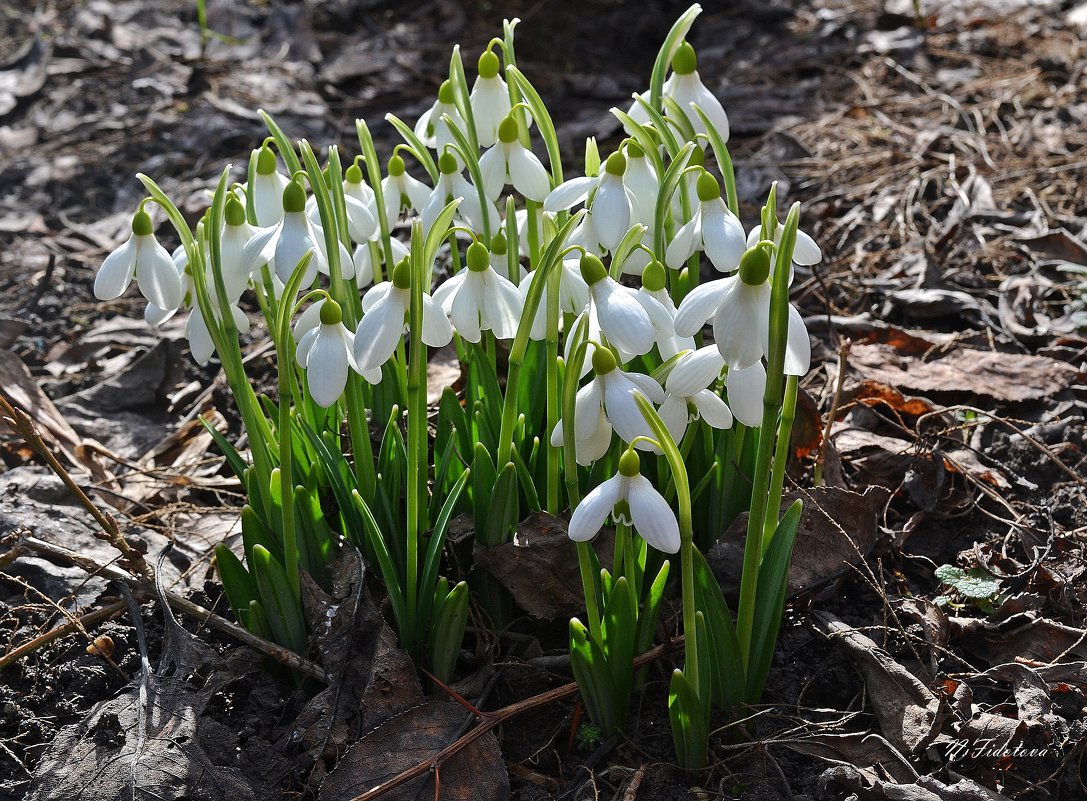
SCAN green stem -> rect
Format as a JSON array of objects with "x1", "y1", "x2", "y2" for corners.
[
  {"x1": 763, "y1": 375, "x2": 797, "y2": 548},
  {"x1": 405, "y1": 220, "x2": 429, "y2": 652}
]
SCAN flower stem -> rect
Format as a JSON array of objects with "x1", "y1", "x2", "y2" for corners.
[{"x1": 763, "y1": 374, "x2": 797, "y2": 548}]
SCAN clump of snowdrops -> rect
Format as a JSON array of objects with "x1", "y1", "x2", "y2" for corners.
[{"x1": 94, "y1": 5, "x2": 820, "y2": 769}]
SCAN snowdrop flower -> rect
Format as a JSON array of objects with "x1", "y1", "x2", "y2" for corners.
[
  {"x1": 242, "y1": 180, "x2": 354, "y2": 285},
  {"x1": 674, "y1": 244, "x2": 811, "y2": 375},
  {"x1": 470, "y1": 49, "x2": 512, "y2": 148},
  {"x1": 637, "y1": 260, "x2": 694, "y2": 359},
  {"x1": 665, "y1": 344, "x2": 766, "y2": 428},
  {"x1": 294, "y1": 299, "x2": 363, "y2": 407},
  {"x1": 381, "y1": 153, "x2": 432, "y2": 225},
  {"x1": 623, "y1": 142, "x2": 659, "y2": 228},
  {"x1": 352, "y1": 236, "x2": 408, "y2": 289},
  {"x1": 479, "y1": 115, "x2": 550, "y2": 202},
  {"x1": 353, "y1": 258, "x2": 453, "y2": 375},
  {"x1": 550, "y1": 346, "x2": 665, "y2": 465},
  {"x1": 421, "y1": 152, "x2": 500, "y2": 237},
  {"x1": 251, "y1": 144, "x2": 291, "y2": 227},
  {"x1": 186, "y1": 300, "x2": 250, "y2": 367},
  {"x1": 305, "y1": 191, "x2": 376, "y2": 246},
  {"x1": 415, "y1": 79, "x2": 465, "y2": 158},
  {"x1": 545, "y1": 152, "x2": 634, "y2": 252},
  {"x1": 580, "y1": 253, "x2": 660, "y2": 357},
  {"x1": 746, "y1": 218, "x2": 823, "y2": 273},
  {"x1": 665, "y1": 171, "x2": 746, "y2": 272},
  {"x1": 432, "y1": 241, "x2": 522, "y2": 342},
  {"x1": 144, "y1": 245, "x2": 190, "y2": 327},
  {"x1": 659, "y1": 347, "x2": 733, "y2": 443},
  {"x1": 94, "y1": 206, "x2": 183, "y2": 311},
  {"x1": 220, "y1": 194, "x2": 262, "y2": 301},
  {"x1": 623, "y1": 42, "x2": 729, "y2": 143},
  {"x1": 568, "y1": 448, "x2": 680, "y2": 554}
]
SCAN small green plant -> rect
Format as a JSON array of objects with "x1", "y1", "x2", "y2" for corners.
[{"x1": 934, "y1": 563, "x2": 1003, "y2": 613}]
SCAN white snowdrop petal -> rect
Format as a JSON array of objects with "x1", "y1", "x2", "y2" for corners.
[
  {"x1": 293, "y1": 299, "x2": 324, "y2": 341},
  {"x1": 405, "y1": 174, "x2": 433, "y2": 213},
  {"x1": 625, "y1": 371, "x2": 666, "y2": 404},
  {"x1": 94, "y1": 236, "x2": 137, "y2": 300},
  {"x1": 701, "y1": 201, "x2": 746, "y2": 273},
  {"x1": 595, "y1": 281, "x2": 654, "y2": 356},
  {"x1": 603, "y1": 377, "x2": 652, "y2": 447},
  {"x1": 508, "y1": 145, "x2": 550, "y2": 203},
  {"x1": 345, "y1": 195, "x2": 377, "y2": 242},
  {"x1": 238, "y1": 225, "x2": 278, "y2": 276},
  {"x1": 627, "y1": 474, "x2": 680, "y2": 554},
  {"x1": 352, "y1": 244, "x2": 375, "y2": 288},
  {"x1": 432, "y1": 270, "x2": 465, "y2": 311},
  {"x1": 559, "y1": 263, "x2": 591, "y2": 314},
  {"x1": 362, "y1": 281, "x2": 393, "y2": 313},
  {"x1": 784, "y1": 303, "x2": 811, "y2": 376},
  {"x1": 354, "y1": 296, "x2": 405, "y2": 370},
  {"x1": 665, "y1": 214, "x2": 701, "y2": 270},
  {"x1": 144, "y1": 303, "x2": 176, "y2": 327},
  {"x1": 470, "y1": 77, "x2": 511, "y2": 147},
  {"x1": 792, "y1": 229, "x2": 822, "y2": 265},
  {"x1": 450, "y1": 272, "x2": 483, "y2": 343},
  {"x1": 712, "y1": 280, "x2": 769, "y2": 369},
  {"x1": 673, "y1": 277, "x2": 731, "y2": 337},
  {"x1": 667, "y1": 345, "x2": 725, "y2": 397},
  {"x1": 306, "y1": 328, "x2": 349, "y2": 408},
  {"x1": 689, "y1": 89, "x2": 730, "y2": 142},
  {"x1": 185, "y1": 306, "x2": 216, "y2": 366},
  {"x1": 726, "y1": 362, "x2": 766, "y2": 427},
  {"x1": 478, "y1": 146, "x2": 507, "y2": 202},
  {"x1": 231, "y1": 305, "x2": 250, "y2": 334},
  {"x1": 136, "y1": 238, "x2": 184, "y2": 311},
  {"x1": 274, "y1": 215, "x2": 319, "y2": 285},
  {"x1": 624, "y1": 158, "x2": 659, "y2": 225},
  {"x1": 381, "y1": 178, "x2": 402, "y2": 225},
  {"x1": 483, "y1": 272, "x2": 523, "y2": 340},
  {"x1": 659, "y1": 394, "x2": 690, "y2": 445},
  {"x1": 253, "y1": 172, "x2": 288, "y2": 227},
  {"x1": 573, "y1": 380, "x2": 604, "y2": 444},
  {"x1": 295, "y1": 326, "x2": 319, "y2": 368},
  {"x1": 590, "y1": 177, "x2": 630, "y2": 252},
  {"x1": 544, "y1": 176, "x2": 595, "y2": 213},
  {"x1": 579, "y1": 409, "x2": 613, "y2": 465},
  {"x1": 692, "y1": 389, "x2": 733, "y2": 430},
  {"x1": 568, "y1": 475, "x2": 623, "y2": 542},
  {"x1": 421, "y1": 294, "x2": 454, "y2": 347}
]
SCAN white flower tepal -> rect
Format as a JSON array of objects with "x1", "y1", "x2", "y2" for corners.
[
  {"x1": 432, "y1": 241, "x2": 523, "y2": 342},
  {"x1": 94, "y1": 207, "x2": 183, "y2": 311},
  {"x1": 569, "y1": 449, "x2": 680, "y2": 554}
]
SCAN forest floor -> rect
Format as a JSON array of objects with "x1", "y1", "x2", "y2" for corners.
[{"x1": 1, "y1": 0, "x2": 1086, "y2": 799}]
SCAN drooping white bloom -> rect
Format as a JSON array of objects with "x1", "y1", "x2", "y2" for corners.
[
  {"x1": 421, "y1": 152, "x2": 500, "y2": 237},
  {"x1": 580, "y1": 253, "x2": 660, "y2": 357},
  {"x1": 470, "y1": 49, "x2": 512, "y2": 148},
  {"x1": 664, "y1": 344, "x2": 765, "y2": 428},
  {"x1": 479, "y1": 115, "x2": 550, "y2": 202},
  {"x1": 380, "y1": 154, "x2": 432, "y2": 225},
  {"x1": 568, "y1": 449, "x2": 680, "y2": 554},
  {"x1": 251, "y1": 145, "x2": 291, "y2": 227},
  {"x1": 219, "y1": 194, "x2": 263, "y2": 301},
  {"x1": 665, "y1": 171, "x2": 746, "y2": 272},
  {"x1": 241, "y1": 180, "x2": 354, "y2": 285},
  {"x1": 545, "y1": 152, "x2": 635, "y2": 252},
  {"x1": 353, "y1": 258, "x2": 453, "y2": 376},
  {"x1": 624, "y1": 42, "x2": 729, "y2": 144},
  {"x1": 623, "y1": 142, "x2": 659, "y2": 228},
  {"x1": 550, "y1": 346, "x2": 665, "y2": 465},
  {"x1": 186, "y1": 301, "x2": 251, "y2": 367},
  {"x1": 144, "y1": 245, "x2": 190, "y2": 327},
  {"x1": 432, "y1": 241, "x2": 522, "y2": 342},
  {"x1": 415, "y1": 79, "x2": 466, "y2": 158},
  {"x1": 94, "y1": 207, "x2": 184, "y2": 311},
  {"x1": 294, "y1": 299, "x2": 365, "y2": 407},
  {"x1": 305, "y1": 192, "x2": 376, "y2": 246},
  {"x1": 674, "y1": 244, "x2": 811, "y2": 376},
  {"x1": 659, "y1": 346, "x2": 733, "y2": 443},
  {"x1": 636, "y1": 260, "x2": 694, "y2": 360},
  {"x1": 746, "y1": 219, "x2": 823, "y2": 269}
]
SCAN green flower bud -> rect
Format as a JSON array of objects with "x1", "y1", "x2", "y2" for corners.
[
  {"x1": 282, "y1": 180, "x2": 306, "y2": 214},
  {"x1": 345, "y1": 163, "x2": 364, "y2": 184},
  {"x1": 738, "y1": 245, "x2": 772, "y2": 286},
  {"x1": 672, "y1": 42, "x2": 697, "y2": 75},
  {"x1": 591, "y1": 345, "x2": 618, "y2": 376},
  {"x1": 604, "y1": 151, "x2": 627, "y2": 177},
  {"x1": 224, "y1": 194, "x2": 247, "y2": 226},
  {"x1": 696, "y1": 171, "x2": 721, "y2": 202},
  {"x1": 618, "y1": 447, "x2": 641, "y2": 477},
  {"x1": 579, "y1": 253, "x2": 608, "y2": 285},
  {"x1": 132, "y1": 209, "x2": 153, "y2": 237},
  {"x1": 388, "y1": 154, "x2": 406, "y2": 176},
  {"x1": 438, "y1": 151, "x2": 459, "y2": 175},
  {"x1": 392, "y1": 257, "x2": 411, "y2": 289},
  {"x1": 490, "y1": 231, "x2": 508, "y2": 256},
  {"x1": 256, "y1": 145, "x2": 277, "y2": 175},
  {"x1": 498, "y1": 115, "x2": 520, "y2": 144},
  {"x1": 466, "y1": 241, "x2": 490, "y2": 272},
  {"x1": 478, "y1": 50, "x2": 501, "y2": 79},
  {"x1": 438, "y1": 79, "x2": 457, "y2": 104},
  {"x1": 641, "y1": 259, "x2": 667, "y2": 292},
  {"x1": 319, "y1": 299, "x2": 342, "y2": 326}
]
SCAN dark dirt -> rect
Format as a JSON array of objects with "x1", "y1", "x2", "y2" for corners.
[{"x1": 3, "y1": 0, "x2": 1087, "y2": 799}]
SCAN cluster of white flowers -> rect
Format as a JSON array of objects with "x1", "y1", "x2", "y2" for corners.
[{"x1": 94, "y1": 36, "x2": 820, "y2": 557}]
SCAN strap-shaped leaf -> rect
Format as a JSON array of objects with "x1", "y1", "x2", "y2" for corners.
[
  {"x1": 668, "y1": 667, "x2": 708, "y2": 770},
  {"x1": 214, "y1": 544, "x2": 258, "y2": 628},
  {"x1": 251, "y1": 544, "x2": 307, "y2": 655},
  {"x1": 428, "y1": 580, "x2": 469, "y2": 684}
]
